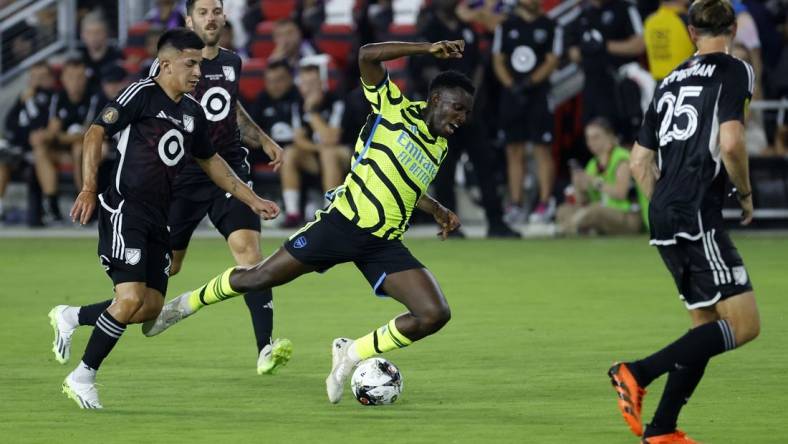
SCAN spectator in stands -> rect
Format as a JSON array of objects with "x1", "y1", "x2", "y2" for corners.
[
  {"x1": 0, "y1": 62, "x2": 54, "y2": 224},
  {"x1": 78, "y1": 11, "x2": 123, "y2": 86},
  {"x1": 295, "y1": 0, "x2": 326, "y2": 39},
  {"x1": 493, "y1": 0, "x2": 561, "y2": 224},
  {"x1": 269, "y1": 18, "x2": 317, "y2": 67},
  {"x1": 280, "y1": 64, "x2": 347, "y2": 227},
  {"x1": 145, "y1": 0, "x2": 186, "y2": 29},
  {"x1": 137, "y1": 25, "x2": 166, "y2": 78},
  {"x1": 556, "y1": 118, "x2": 646, "y2": 235},
  {"x1": 567, "y1": 0, "x2": 646, "y2": 142},
  {"x1": 643, "y1": 0, "x2": 695, "y2": 81},
  {"x1": 410, "y1": 0, "x2": 519, "y2": 238},
  {"x1": 456, "y1": 0, "x2": 507, "y2": 33},
  {"x1": 251, "y1": 60, "x2": 300, "y2": 147},
  {"x1": 1, "y1": 23, "x2": 35, "y2": 73},
  {"x1": 29, "y1": 57, "x2": 100, "y2": 222},
  {"x1": 732, "y1": 0, "x2": 764, "y2": 100},
  {"x1": 96, "y1": 63, "x2": 130, "y2": 110},
  {"x1": 732, "y1": 44, "x2": 770, "y2": 156},
  {"x1": 357, "y1": 0, "x2": 394, "y2": 44}
]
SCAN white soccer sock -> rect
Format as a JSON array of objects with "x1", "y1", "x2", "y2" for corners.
[
  {"x1": 71, "y1": 361, "x2": 97, "y2": 383},
  {"x1": 283, "y1": 190, "x2": 300, "y2": 216},
  {"x1": 347, "y1": 342, "x2": 362, "y2": 363},
  {"x1": 61, "y1": 307, "x2": 80, "y2": 329}
]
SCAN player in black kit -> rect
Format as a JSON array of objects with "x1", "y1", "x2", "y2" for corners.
[
  {"x1": 145, "y1": 0, "x2": 291, "y2": 375},
  {"x1": 606, "y1": 1, "x2": 760, "y2": 442},
  {"x1": 53, "y1": 28, "x2": 279, "y2": 409}
]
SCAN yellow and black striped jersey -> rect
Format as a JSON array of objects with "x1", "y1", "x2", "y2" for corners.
[{"x1": 329, "y1": 74, "x2": 448, "y2": 240}]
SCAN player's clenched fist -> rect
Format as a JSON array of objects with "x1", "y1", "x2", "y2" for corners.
[
  {"x1": 251, "y1": 198, "x2": 280, "y2": 220},
  {"x1": 430, "y1": 40, "x2": 464, "y2": 59}
]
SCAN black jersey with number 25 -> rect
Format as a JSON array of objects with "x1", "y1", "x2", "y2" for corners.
[
  {"x1": 637, "y1": 53, "x2": 754, "y2": 245},
  {"x1": 94, "y1": 78, "x2": 216, "y2": 225}
]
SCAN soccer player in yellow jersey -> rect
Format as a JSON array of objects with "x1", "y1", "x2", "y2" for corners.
[{"x1": 143, "y1": 39, "x2": 474, "y2": 403}]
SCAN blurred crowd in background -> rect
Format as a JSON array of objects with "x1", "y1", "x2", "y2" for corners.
[{"x1": 0, "y1": 0, "x2": 786, "y2": 237}]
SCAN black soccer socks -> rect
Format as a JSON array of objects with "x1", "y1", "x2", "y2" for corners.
[
  {"x1": 630, "y1": 320, "x2": 735, "y2": 387},
  {"x1": 244, "y1": 289, "x2": 274, "y2": 353},
  {"x1": 78, "y1": 299, "x2": 113, "y2": 326},
  {"x1": 81, "y1": 311, "x2": 126, "y2": 371}
]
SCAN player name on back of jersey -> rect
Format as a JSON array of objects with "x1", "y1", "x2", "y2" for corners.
[{"x1": 660, "y1": 60, "x2": 716, "y2": 87}]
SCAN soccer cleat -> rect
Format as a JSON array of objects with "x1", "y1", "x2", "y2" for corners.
[
  {"x1": 62, "y1": 374, "x2": 102, "y2": 409},
  {"x1": 49, "y1": 305, "x2": 76, "y2": 364},
  {"x1": 608, "y1": 362, "x2": 647, "y2": 436},
  {"x1": 141, "y1": 291, "x2": 193, "y2": 337},
  {"x1": 257, "y1": 338, "x2": 294, "y2": 375},
  {"x1": 325, "y1": 338, "x2": 357, "y2": 404},
  {"x1": 642, "y1": 430, "x2": 700, "y2": 444}
]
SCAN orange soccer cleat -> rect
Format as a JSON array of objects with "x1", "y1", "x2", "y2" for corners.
[
  {"x1": 641, "y1": 429, "x2": 700, "y2": 443},
  {"x1": 608, "y1": 362, "x2": 647, "y2": 436}
]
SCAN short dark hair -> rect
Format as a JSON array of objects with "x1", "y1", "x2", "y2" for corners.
[
  {"x1": 157, "y1": 27, "x2": 206, "y2": 53},
  {"x1": 299, "y1": 64, "x2": 320, "y2": 75},
  {"x1": 428, "y1": 70, "x2": 475, "y2": 96},
  {"x1": 689, "y1": 0, "x2": 736, "y2": 36},
  {"x1": 267, "y1": 59, "x2": 293, "y2": 75},
  {"x1": 62, "y1": 52, "x2": 85, "y2": 69},
  {"x1": 586, "y1": 117, "x2": 615, "y2": 135},
  {"x1": 186, "y1": 0, "x2": 224, "y2": 16}
]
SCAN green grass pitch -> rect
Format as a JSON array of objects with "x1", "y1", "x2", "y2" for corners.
[{"x1": 1, "y1": 235, "x2": 785, "y2": 443}]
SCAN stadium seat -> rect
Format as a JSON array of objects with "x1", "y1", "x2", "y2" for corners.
[
  {"x1": 315, "y1": 24, "x2": 354, "y2": 69},
  {"x1": 250, "y1": 21, "x2": 276, "y2": 60},
  {"x1": 261, "y1": 0, "x2": 296, "y2": 21},
  {"x1": 239, "y1": 58, "x2": 267, "y2": 104},
  {"x1": 124, "y1": 21, "x2": 151, "y2": 63},
  {"x1": 385, "y1": 24, "x2": 418, "y2": 42},
  {"x1": 385, "y1": 57, "x2": 408, "y2": 91}
]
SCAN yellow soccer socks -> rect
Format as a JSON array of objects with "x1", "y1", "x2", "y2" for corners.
[
  {"x1": 351, "y1": 319, "x2": 413, "y2": 360},
  {"x1": 187, "y1": 267, "x2": 243, "y2": 312}
]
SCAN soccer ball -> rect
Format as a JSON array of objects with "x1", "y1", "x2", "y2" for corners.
[{"x1": 351, "y1": 357, "x2": 403, "y2": 406}]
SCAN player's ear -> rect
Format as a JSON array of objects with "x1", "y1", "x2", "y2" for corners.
[
  {"x1": 185, "y1": 15, "x2": 193, "y2": 29},
  {"x1": 429, "y1": 91, "x2": 440, "y2": 106}
]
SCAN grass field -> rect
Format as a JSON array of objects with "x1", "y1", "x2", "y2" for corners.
[{"x1": 0, "y1": 234, "x2": 785, "y2": 443}]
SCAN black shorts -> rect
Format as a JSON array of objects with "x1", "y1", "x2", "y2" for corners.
[
  {"x1": 498, "y1": 88, "x2": 553, "y2": 145},
  {"x1": 169, "y1": 180, "x2": 261, "y2": 251},
  {"x1": 283, "y1": 209, "x2": 424, "y2": 296},
  {"x1": 97, "y1": 197, "x2": 170, "y2": 295},
  {"x1": 657, "y1": 229, "x2": 753, "y2": 309}
]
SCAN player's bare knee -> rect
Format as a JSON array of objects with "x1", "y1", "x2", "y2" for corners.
[
  {"x1": 168, "y1": 261, "x2": 182, "y2": 276},
  {"x1": 420, "y1": 303, "x2": 451, "y2": 334},
  {"x1": 113, "y1": 293, "x2": 145, "y2": 316}
]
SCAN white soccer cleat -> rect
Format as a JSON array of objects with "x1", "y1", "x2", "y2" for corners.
[
  {"x1": 257, "y1": 338, "x2": 294, "y2": 375},
  {"x1": 326, "y1": 338, "x2": 357, "y2": 404},
  {"x1": 141, "y1": 291, "x2": 193, "y2": 337},
  {"x1": 49, "y1": 305, "x2": 76, "y2": 364},
  {"x1": 62, "y1": 374, "x2": 103, "y2": 409}
]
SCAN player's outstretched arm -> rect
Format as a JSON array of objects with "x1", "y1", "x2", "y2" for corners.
[
  {"x1": 417, "y1": 193, "x2": 461, "y2": 240},
  {"x1": 719, "y1": 120, "x2": 754, "y2": 225},
  {"x1": 358, "y1": 40, "x2": 465, "y2": 87},
  {"x1": 69, "y1": 124, "x2": 104, "y2": 225},
  {"x1": 196, "y1": 154, "x2": 280, "y2": 220},
  {"x1": 630, "y1": 143, "x2": 657, "y2": 200},
  {"x1": 236, "y1": 101, "x2": 283, "y2": 171}
]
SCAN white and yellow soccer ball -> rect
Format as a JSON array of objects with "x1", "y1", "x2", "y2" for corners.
[{"x1": 351, "y1": 358, "x2": 403, "y2": 406}]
